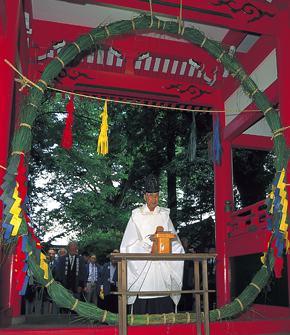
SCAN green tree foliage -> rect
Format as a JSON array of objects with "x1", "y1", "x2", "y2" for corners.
[{"x1": 232, "y1": 148, "x2": 275, "y2": 207}]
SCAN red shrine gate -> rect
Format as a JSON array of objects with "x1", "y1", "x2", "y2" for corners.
[{"x1": 0, "y1": 0, "x2": 290, "y2": 334}]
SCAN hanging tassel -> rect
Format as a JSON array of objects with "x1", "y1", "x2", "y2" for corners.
[
  {"x1": 60, "y1": 93, "x2": 74, "y2": 150},
  {"x1": 188, "y1": 111, "x2": 196, "y2": 162},
  {"x1": 212, "y1": 112, "x2": 223, "y2": 166},
  {"x1": 97, "y1": 100, "x2": 108, "y2": 155}
]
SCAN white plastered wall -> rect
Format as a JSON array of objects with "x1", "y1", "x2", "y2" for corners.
[{"x1": 225, "y1": 49, "x2": 277, "y2": 138}]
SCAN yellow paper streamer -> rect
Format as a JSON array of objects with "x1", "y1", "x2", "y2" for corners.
[
  {"x1": 40, "y1": 253, "x2": 49, "y2": 279},
  {"x1": 277, "y1": 169, "x2": 288, "y2": 232},
  {"x1": 10, "y1": 183, "x2": 22, "y2": 236},
  {"x1": 97, "y1": 100, "x2": 108, "y2": 155},
  {"x1": 260, "y1": 252, "x2": 266, "y2": 264}
]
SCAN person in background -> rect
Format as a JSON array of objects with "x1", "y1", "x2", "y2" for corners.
[
  {"x1": 58, "y1": 248, "x2": 67, "y2": 258},
  {"x1": 56, "y1": 242, "x2": 87, "y2": 313},
  {"x1": 84, "y1": 253, "x2": 102, "y2": 306},
  {"x1": 101, "y1": 249, "x2": 119, "y2": 313},
  {"x1": 48, "y1": 249, "x2": 59, "y2": 314},
  {"x1": 45, "y1": 253, "x2": 50, "y2": 263},
  {"x1": 81, "y1": 250, "x2": 90, "y2": 264}
]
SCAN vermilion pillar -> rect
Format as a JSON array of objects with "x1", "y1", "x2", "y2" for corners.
[
  {"x1": 0, "y1": 0, "x2": 22, "y2": 324},
  {"x1": 276, "y1": 4, "x2": 290, "y2": 315},
  {"x1": 214, "y1": 90, "x2": 232, "y2": 307}
]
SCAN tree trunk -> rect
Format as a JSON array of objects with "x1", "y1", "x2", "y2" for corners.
[{"x1": 167, "y1": 112, "x2": 177, "y2": 226}]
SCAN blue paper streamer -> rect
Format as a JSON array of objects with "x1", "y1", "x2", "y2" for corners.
[
  {"x1": 212, "y1": 113, "x2": 222, "y2": 165},
  {"x1": 19, "y1": 275, "x2": 29, "y2": 295},
  {"x1": 267, "y1": 217, "x2": 272, "y2": 231}
]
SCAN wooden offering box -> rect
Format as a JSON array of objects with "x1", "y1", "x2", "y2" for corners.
[{"x1": 150, "y1": 226, "x2": 177, "y2": 253}]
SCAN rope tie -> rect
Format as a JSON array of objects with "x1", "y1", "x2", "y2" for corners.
[
  {"x1": 171, "y1": 312, "x2": 175, "y2": 324},
  {"x1": 102, "y1": 310, "x2": 108, "y2": 322},
  {"x1": 55, "y1": 57, "x2": 65, "y2": 68},
  {"x1": 0, "y1": 165, "x2": 6, "y2": 170},
  {"x1": 163, "y1": 313, "x2": 166, "y2": 324},
  {"x1": 146, "y1": 313, "x2": 150, "y2": 325},
  {"x1": 105, "y1": 26, "x2": 110, "y2": 37},
  {"x1": 235, "y1": 298, "x2": 244, "y2": 311},
  {"x1": 20, "y1": 123, "x2": 31, "y2": 130},
  {"x1": 200, "y1": 37, "x2": 207, "y2": 48},
  {"x1": 264, "y1": 107, "x2": 273, "y2": 116},
  {"x1": 29, "y1": 103, "x2": 38, "y2": 109},
  {"x1": 130, "y1": 314, "x2": 134, "y2": 326},
  {"x1": 262, "y1": 265, "x2": 267, "y2": 268},
  {"x1": 5, "y1": 59, "x2": 44, "y2": 94},
  {"x1": 28, "y1": 251, "x2": 33, "y2": 256},
  {"x1": 186, "y1": 312, "x2": 190, "y2": 323},
  {"x1": 241, "y1": 74, "x2": 247, "y2": 83},
  {"x1": 157, "y1": 20, "x2": 160, "y2": 29},
  {"x1": 163, "y1": 21, "x2": 166, "y2": 30},
  {"x1": 88, "y1": 34, "x2": 94, "y2": 43},
  {"x1": 271, "y1": 125, "x2": 290, "y2": 140},
  {"x1": 149, "y1": 0, "x2": 153, "y2": 28},
  {"x1": 71, "y1": 299, "x2": 78, "y2": 311},
  {"x1": 38, "y1": 79, "x2": 48, "y2": 88},
  {"x1": 217, "y1": 51, "x2": 225, "y2": 63},
  {"x1": 216, "y1": 309, "x2": 221, "y2": 320},
  {"x1": 11, "y1": 151, "x2": 25, "y2": 156},
  {"x1": 251, "y1": 88, "x2": 259, "y2": 98},
  {"x1": 250, "y1": 282, "x2": 261, "y2": 293},
  {"x1": 73, "y1": 42, "x2": 81, "y2": 53},
  {"x1": 181, "y1": 26, "x2": 185, "y2": 35},
  {"x1": 45, "y1": 278, "x2": 55, "y2": 288},
  {"x1": 273, "y1": 126, "x2": 290, "y2": 135},
  {"x1": 14, "y1": 77, "x2": 34, "y2": 92},
  {"x1": 232, "y1": 67, "x2": 242, "y2": 78},
  {"x1": 131, "y1": 19, "x2": 135, "y2": 30},
  {"x1": 272, "y1": 132, "x2": 283, "y2": 139}
]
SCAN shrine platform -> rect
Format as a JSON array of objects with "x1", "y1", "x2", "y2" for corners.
[{"x1": 0, "y1": 314, "x2": 290, "y2": 335}]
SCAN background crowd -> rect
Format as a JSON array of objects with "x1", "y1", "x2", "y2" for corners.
[{"x1": 23, "y1": 239, "x2": 216, "y2": 316}]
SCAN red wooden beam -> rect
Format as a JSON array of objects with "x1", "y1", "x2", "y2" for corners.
[
  {"x1": 33, "y1": 65, "x2": 216, "y2": 107},
  {"x1": 232, "y1": 134, "x2": 273, "y2": 151},
  {"x1": 222, "y1": 30, "x2": 247, "y2": 48},
  {"x1": 86, "y1": 0, "x2": 278, "y2": 35}
]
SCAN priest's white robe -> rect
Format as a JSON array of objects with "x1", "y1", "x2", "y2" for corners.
[{"x1": 120, "y1": 204, "x2": 184, "y2": 308}]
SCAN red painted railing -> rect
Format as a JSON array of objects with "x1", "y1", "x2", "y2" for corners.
[{"x1": 226, "y1": 199, "x2": 269, "y2": 239}]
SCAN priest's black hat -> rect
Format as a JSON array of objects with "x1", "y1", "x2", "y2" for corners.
[{"x1": 145, "y1": 174, "x2": 159, "y2": 193}]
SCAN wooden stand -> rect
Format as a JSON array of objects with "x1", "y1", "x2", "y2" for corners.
[{"x1": 110, "y1": 253, "x2": 216, "y2": 335}]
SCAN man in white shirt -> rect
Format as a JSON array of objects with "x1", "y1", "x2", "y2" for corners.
[
  {"x1": 84, "y1": 253, "x2": 102, "y2": 306},
  {"x1": 120, "y1": 174, "x2": 184, "y2": 314}
]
